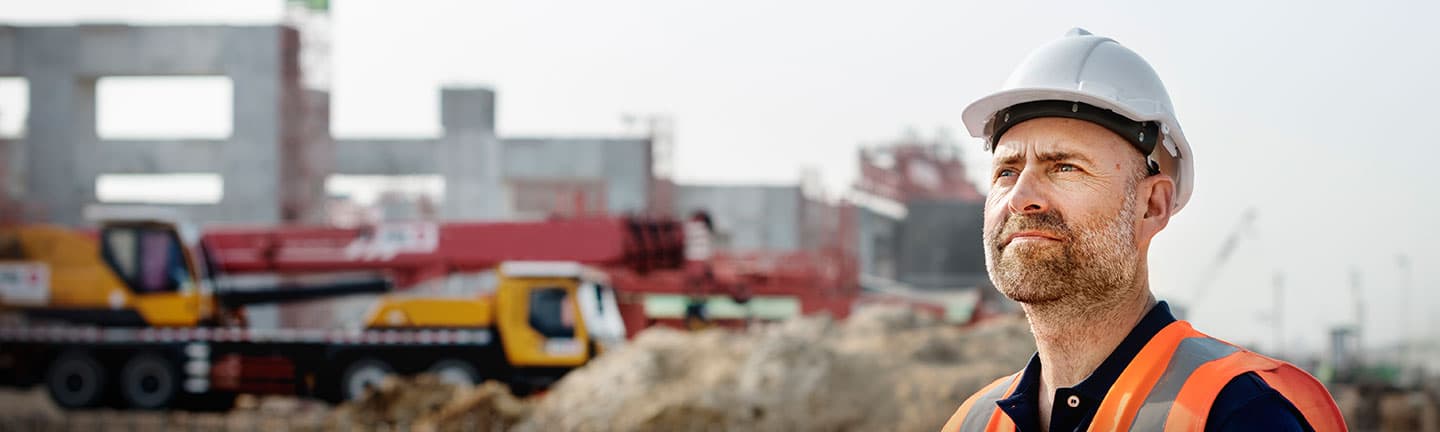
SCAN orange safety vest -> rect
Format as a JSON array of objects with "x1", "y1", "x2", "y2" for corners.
[{"x1": 941, "y1": 320, "x2": 1346, "y2": 432}]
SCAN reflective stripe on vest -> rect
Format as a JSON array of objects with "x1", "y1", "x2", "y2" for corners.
[
  {"x1": 943, "y1": 372, "x2": 1020, "y2": 432},
  {"x1": 943, "y1": 320, "x2": 1346, "y2": 432},
  {"x1": 1126, "y1": 337, "x2": 1239, "y2": 430}
]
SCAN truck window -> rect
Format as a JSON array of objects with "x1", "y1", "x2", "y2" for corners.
[
  {"x1": 591, "y1": 284, "x2": 605, "y2": 314},
  {"x1": 104, "y1": 229, "x2": 139, "y2": 282},
  {"x1": 528, "y1": 287, "x2": 575, "y2": 338},
  {"x1": 103, "y1": 226, "x2": 190, "y2": 294}
]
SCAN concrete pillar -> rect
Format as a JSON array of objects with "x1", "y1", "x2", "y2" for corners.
[
  {"x1": 218, "y1": 27, "x2": 282, "y2": 224},
  {"x1": 438, "y1": 87, "x2": 506, "y2": 220},
  {"x1": 0, "y1": 135, "x2": 15, "y2": 209},
  {"x1": 19, "y1": 28, "x2": 96, "y2": 226},
  {"x1": 274, "y1": 25, "x2": 333, "y2": 225},
  {"x1": 282, "y1": 88, "x2": 332, "y2": 223}
]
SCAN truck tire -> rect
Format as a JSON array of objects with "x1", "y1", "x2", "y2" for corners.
[
  {"x1": 119, "y1": 352, "x2": 180, "y2": 410},
  {"x1": 427, "y1": 358, "x2": 482, "y2": 388},
  {"x1": 46, "y1": 350, "x2": 107, "y2": 409},
  {"x1": 340, "y1": 357, "x2": 393, "y2": 401}
]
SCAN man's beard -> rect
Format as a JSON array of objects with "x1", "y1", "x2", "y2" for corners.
[{"x1": 983, "y1": 191, "x2": 1141, "y2": 307}]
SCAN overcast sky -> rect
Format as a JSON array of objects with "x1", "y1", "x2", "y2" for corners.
[{"x1": 2, "y1": 0, "x2": 1437, "y2": 358}]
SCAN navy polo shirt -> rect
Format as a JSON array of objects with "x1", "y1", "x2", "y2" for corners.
[{"x1": 993, "y1": 301, "x2": 1312, "y2": 431}]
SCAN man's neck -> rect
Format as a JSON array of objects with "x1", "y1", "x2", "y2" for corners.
[
  {"x1": 1028, "y1": 291, "x2": 1155, "y2": 386},
  {"x1": 1025, "y1": 285, "x2": 1155, "y2": 431}
]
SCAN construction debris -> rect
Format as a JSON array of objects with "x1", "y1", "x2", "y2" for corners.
[
  {"x1": 517, "y1": 306, "x2": 1033, "y2": 432},
  {"x1": 1379, "y1": 391, "x2": 1439, "y2": 432},
  {"x1": 310, "y1": 306, "x2": 1032, "y2": 432},
  {"x1": 420, "y1": 380, "x2": 533, "y2": 432},
  {"x1": 327, "y1": 375, "x2": 530, "y2": 432}
]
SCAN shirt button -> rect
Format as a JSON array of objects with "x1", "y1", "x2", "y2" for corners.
[{"x1": 1067, "y1": 395, "x2": 1081, "y2": 408}]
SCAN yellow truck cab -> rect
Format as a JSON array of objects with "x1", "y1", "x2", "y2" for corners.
[
  {"x1": 353, "y1": 261, "x2": 627, "y2": 396},
  {"x1": 0, "y1": 216, "x2": 217, "y2": 328}
]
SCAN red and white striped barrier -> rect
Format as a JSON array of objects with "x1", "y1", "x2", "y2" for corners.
[{"x1": 0, "y1": 325, "x2": 492, "y2": 346}]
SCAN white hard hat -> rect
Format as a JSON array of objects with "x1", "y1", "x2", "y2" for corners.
[{"x1": 963, "y1": 28, "x2": 1194, "y2": 213}]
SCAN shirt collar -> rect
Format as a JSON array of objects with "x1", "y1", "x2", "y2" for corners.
[{"x1": 995, "y1": 301, "x2": 1178, "y2": 429}]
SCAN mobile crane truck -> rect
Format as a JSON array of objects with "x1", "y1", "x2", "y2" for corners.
[{"x1": 0, "y1": 213, "x2": 679, "y2": 410}]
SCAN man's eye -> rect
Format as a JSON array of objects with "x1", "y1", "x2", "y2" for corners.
[
  {"x1": 1056, "y1": 164, "x2": 1078, "y2": 173},
  {"x1": 996, "y1": 169, "x2": 1017, "y2": 178}
]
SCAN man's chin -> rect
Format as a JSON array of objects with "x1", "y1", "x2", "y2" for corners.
[
  {"x1": 997, "y1": 286, "x2": 1066, "y2": 305},
  {"x1": 1001, "y1": 241, "x2": 1064, "y2": 258},
  {"x1": 996, "y1": 252, "x2": 1068, "y2": 274}
]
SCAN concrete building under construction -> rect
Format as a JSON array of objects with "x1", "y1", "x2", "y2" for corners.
[{"x1": 0, "y1": 22, "x2": 988, "y2": 292}]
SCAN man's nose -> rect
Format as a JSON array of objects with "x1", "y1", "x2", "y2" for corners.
[{"x1": 1004, "y1": 169, "x2": 1050, "y2": 215}]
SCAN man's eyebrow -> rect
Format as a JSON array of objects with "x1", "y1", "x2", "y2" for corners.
[
  {"x1": 994, "y1": 153, "x2": 1024, "y2": 168},
  {"x1": 993, "y1": 151, "x2": 1095, "y2": 167},
  {"x1": 1037, "y1": 151, "x2": 1094, "y2": 165}
]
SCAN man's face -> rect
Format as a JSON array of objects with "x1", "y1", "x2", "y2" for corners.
[{"x1": 982, "y1": 117, "x2": 1147, "y2": 306}]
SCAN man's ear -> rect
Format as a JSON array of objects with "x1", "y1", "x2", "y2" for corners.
[{"x1": 1139, "y1": 174, "x2": 1175, "y2": 238}]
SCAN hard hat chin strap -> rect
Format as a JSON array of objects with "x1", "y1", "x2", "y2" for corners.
[
  {"x1": 1145, "y1": 155, "x2": 1161, "y2": 177},
  {"x1": 984, "y1": 101, "x2": 1163, "y2": 168}
]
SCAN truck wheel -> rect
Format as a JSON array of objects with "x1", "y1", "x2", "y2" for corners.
[
  {"x1": 46, "y1": 350, "x2": 107, "y2": 409},
  {"x1": 341, "y1": 357, "x2": 393, "y2": 401},
  {"x1": 119, "y1": 352, "x2": 180, "y2": 410},
  {"x1": 428, "y1": 359, "x2": 482, "y2": 388}
]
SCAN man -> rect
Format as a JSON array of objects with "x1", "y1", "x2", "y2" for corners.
[{"x1": 941, "y1": 29, "x2": 1345, "y2": 432}]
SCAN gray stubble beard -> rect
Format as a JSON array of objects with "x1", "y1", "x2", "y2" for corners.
[{"x1": 983, "y1": 187, "x2": 1143, "y2": 312}]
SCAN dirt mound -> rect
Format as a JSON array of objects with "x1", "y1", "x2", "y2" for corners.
[
  {"x1": 329, "y1": 375, "x2": 530, "y2": 432},
  {"x1": 516, "y1": 306, "x2": 1033, "y2": 432},
  {"x1": 421, "y1": 381, "x2": 533, "y2": 432}
]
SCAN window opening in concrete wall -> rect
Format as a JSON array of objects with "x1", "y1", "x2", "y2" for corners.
[
  {"x1": 97, "y1": 76, "x2": 233, "y2": 139},
  {"x1": 0, "y1": 78, "x2": 27, "y2": 201},
  {"x1": 96, "y1": 173, "x2": 223, "y2": 204},
  {"x1": 0, "y1": 78, "x2": 27, "y2": 138}
]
